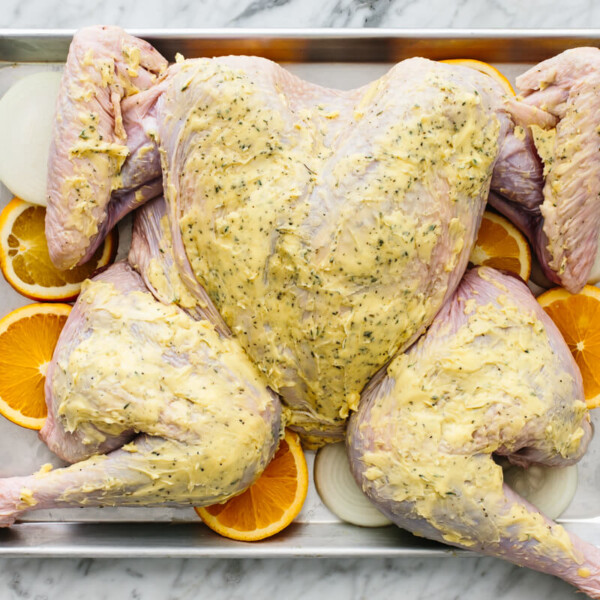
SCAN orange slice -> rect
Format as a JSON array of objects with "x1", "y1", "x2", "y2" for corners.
[
  {"x1": 0, "y1": 197, "x2": 117, "y2": 302},
  {"x1": 441, "y1": 59, "x2": 515, "y2": 96},
  {"x1": 470, "y1": 211, "x2": 532, "y2": 281},
  {"x1": 538, "y1": 286, "x2": 600, "y2": 409},
  {"x1": 0, "y1": 302, "x2": 71, "y2": 429},
  {"x1": 195, "y1": 429, "x2": 309, "y2": 541}
]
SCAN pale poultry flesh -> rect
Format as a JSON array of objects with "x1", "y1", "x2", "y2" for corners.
[
  {"x1": 4, "y1": 25, "x2": 600, "y2": 597},
  {"x1": 0, "y1": 261, "x2": 281, "y2": 525},
  {"x1": 348, "y1": 267, "x2": 600, "y2": 596},
  {"x1": 46, "y1": 26, "x2": 540, "y2": 443},
  {"x1": 490, "y1": 47, "x2": 600, "y2": 293},
  {"x1": 159, "y1": 54, "x2": 519, "y2": 444},
  {"x1": 45, "y1": 26, "x2": 166, "y2": 270},
  {"x1": 129, "y1": 196, "x2": 230, "y2": 333}
]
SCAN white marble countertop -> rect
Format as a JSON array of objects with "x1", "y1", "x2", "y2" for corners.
[
  {"x1": 1, "y1": 0, "x2": 599, "y2": 29},
  {"x1": 0, "y1": 1, "x2": 599, "y2": 599}
]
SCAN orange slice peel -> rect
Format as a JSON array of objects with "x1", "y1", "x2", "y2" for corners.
[
  {"x1": 469, "y1": 211, "x2": 532, "y2": 282},
  {"x1": 195, "y1": 429, "x2": 309, "y2": 541},
  {"x1": 538, "y1": 285, "x2": 600, "y2": 409},
  {"x1": 0, "y1": 302, "x2": 71, "y2": 429},
  {"x1": 0, "y1": 197, "x2": 117, "y2": 302},
  {"x1": 441, "y1": 59, "x2": 516, "y2": 96}
]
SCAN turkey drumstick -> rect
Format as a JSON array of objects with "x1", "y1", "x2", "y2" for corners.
[
  {"x1": 348, "y1": 267, "x2": 599, "y2": 597},
  {"x1": 0, "y1": 262, "x2": 281, "y2": 525}
]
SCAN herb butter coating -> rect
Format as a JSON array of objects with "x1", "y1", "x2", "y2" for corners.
[{"x1": 159, "y1": 56, "x2": 512, "y2": 444}]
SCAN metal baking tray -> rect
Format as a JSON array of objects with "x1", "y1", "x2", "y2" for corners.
[{"x1": 0, "y1": 29, "x2": 599, "y2": 558}]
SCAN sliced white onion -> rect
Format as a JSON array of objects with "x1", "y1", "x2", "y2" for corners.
[
  {"x1": 0, "y1": 71, "x2": 62, "y2": 206},
  {"x1": 314, "y1": 442, "x2": 392, "y2": 527},
  {"x1": 503, "y1": 463, "x2": 578, "y2": 520}
]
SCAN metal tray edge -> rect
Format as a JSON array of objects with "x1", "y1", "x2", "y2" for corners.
[
  {"x1": 0, "y1": 522, "x2": 469, "y2": 559},
  {"x1": 0, "y1": 28, "x2": 599, "y2": 63}
]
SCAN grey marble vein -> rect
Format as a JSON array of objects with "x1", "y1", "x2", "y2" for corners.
[
  {"x1": 0, "y1": 556, "x2": 584, "y2": 600},
  {"x1": 0, "y1": 0, "x2": 599, "y2": 28}
]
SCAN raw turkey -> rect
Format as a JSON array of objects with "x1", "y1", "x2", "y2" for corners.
[
  {"x1": 348, "y1": 267, "x2": 599, "y2": 597},
  {"x1": 45, "y1": 27, "x2": 561, "y2": 442},
  {"x1": 36, "y1": 27, "x2": 600, "y2": 596}
]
